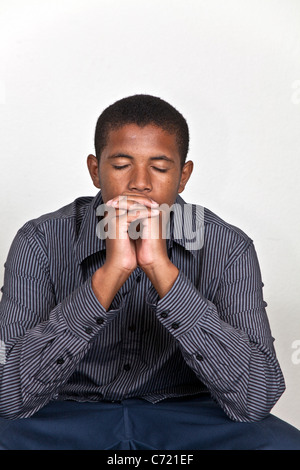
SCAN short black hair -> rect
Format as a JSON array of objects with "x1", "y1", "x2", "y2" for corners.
[{"x1": 94, "y1": 94, "x2": 189, "y2": 168}]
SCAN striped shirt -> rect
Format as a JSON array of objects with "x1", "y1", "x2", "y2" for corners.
[{"x1": 0, "y1": 191, "x2": 285, "y2": 421}]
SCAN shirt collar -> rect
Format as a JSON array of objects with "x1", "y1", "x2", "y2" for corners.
[
  {"x1": 75, "y1": 191, "x2": 105, "y2": 264},
  {"x1": 75, "y1": 191, "x2": 203, "y2": 264}
]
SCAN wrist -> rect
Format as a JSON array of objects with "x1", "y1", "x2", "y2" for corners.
[
  {"x1": 142, "y1": 260, "x2": 179, "y2": 299},
  {"x1": 92, "y1": 262, "x2": 132, "y2": 310},
  {"x1": 141, "y1": 257, "x2": 172, "y2": 275},
  {"x1": 103, "y1": 258, "x2": 136, "y2": 277}
]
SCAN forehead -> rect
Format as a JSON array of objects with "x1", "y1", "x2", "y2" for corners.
[{"x1": 103, "y1": 124, "x2": 181, "y2": 161}]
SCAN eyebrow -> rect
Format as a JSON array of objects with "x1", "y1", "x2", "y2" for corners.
[{"x1": 107, "y1": 153, "x2": 175, "y2": 163}]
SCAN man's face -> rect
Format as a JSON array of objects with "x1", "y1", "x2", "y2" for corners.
[{"x1": 88, "y1": 124, "x2": 193, "y2": 206}]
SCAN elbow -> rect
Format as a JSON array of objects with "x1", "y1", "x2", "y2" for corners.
[{"x1": 226, "y1": 377, "x2": 286, "y2": 423}]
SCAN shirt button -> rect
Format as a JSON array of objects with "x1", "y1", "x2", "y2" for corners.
[
  {"x1": 56, "y1": 357, "x2": 64, "y2": 365},
  {"x1": 96, "y1": 317, "x2": 104, "y2": 325},
  {"x1": 128, "y1": 324, "x2": 136, "y2": 332},
  {"x1": 160, "y1": 310, "x2": 169, "y2": 318},
  {"x1": 123, "y1": 364, "x2": 131, "y2": 371},
  {"x1": 171, "y1": 322, "x2": 180, "y2": 329},
  {"x1": 85, "y1": 327, "x2": 93, "y2": 334},
  {"x1": 196, "y1": 354, "x2": 203, "y2": 361},
  {"x1": 136, "y1": 275, "x2": 141, "y2": 283}
]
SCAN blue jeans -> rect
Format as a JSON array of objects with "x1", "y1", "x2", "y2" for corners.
[{"x1": 0, "y1": 395, "x2": 299, "y2": 450}]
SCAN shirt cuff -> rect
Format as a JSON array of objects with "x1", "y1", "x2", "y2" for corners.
[
  {"x1": 146, "y1": 269, "x2": 210, "y2": 338},
  {"x1": 61, "y1": 277, "x2": 124, "y2": 341}
]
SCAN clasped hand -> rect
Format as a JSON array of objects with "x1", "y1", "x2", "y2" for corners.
[{"x1": 103, "y1": 194, "x2": 169, "y2": 273}]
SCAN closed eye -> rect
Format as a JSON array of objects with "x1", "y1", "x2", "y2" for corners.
[
  {"x1": 112, "y1": 165, "x2": 129, "y2": 170},
  {"x1": 112, "y1": 165, "x2": 168, "y2": 173},
  {"x1": 153, "y1": 167, "x2": 168, "y2": 173}
]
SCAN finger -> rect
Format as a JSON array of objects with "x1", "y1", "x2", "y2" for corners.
[
  {"x1": 121, "y1": 193, "x2": 159, "y2": 205},
  {"x1": 123, "y1": 202, "x2": 155, "y2": 212},
  {"x1": 106, "y1": 199, "x2": 158, "y2": 216},
  {"x1": 127, "y1": 208, "x2": 159, "y2": 222},
  {"x1": 102, "y1": 208, "x2": 127, "y2": 218},
  {"x1": 107, "y1": 195, "x2": 159, "y2": 208}
]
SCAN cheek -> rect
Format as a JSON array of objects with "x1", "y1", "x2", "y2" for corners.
[
  {"x1": 155, "y1": 180, "x2": 181, "y2": 205},
  {"x1": 163, "y1": 174, "x2": 181, "y2": 191},
  {"x1": 99, "y1": 173, "x2": 127, "y2": 200}
]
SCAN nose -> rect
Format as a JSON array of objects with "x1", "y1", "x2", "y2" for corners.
[{"x1": 128, "y1": 165, "x2": 152, "y2": 193}]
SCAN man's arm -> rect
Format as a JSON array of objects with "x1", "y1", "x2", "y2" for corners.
[
  {"x1": 145, "y1": 240, "x2": 285, "y2": 422},
  {"x1": 0, "y1": 225, "x2": 124, "y2": 419},
  {"x1": 92, "y1": 195, "x2": 286, "y2": 422},
  {"x1": 0, "y1": 199, "x2": 155, "y2": 419},
  {"x1": 126, "y1": 196, "x2": 285, "y2": 422}
]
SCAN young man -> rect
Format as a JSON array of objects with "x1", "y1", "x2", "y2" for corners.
[{"x1": 0, "y1": 95, "x2": 299, "y2": 449}]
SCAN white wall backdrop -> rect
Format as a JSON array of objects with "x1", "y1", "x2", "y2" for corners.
[{"x1": 0, "y1": 0, "x2": 299, "y2": 429}]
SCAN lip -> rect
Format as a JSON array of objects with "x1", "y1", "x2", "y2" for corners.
[
  {"x1": 120, "y1": 192, "x2": 155, "y2": 200},
  {"x1": 121, "y1": 192, "x2": 149, "y2": 197}
]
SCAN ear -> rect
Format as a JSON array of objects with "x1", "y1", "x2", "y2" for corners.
[
  {"x1": 178, "y1": 160, "x2": 193, "y2": 194},
  {"x1": 87, "y1": 154, "x2": 101, "y2": 189}
]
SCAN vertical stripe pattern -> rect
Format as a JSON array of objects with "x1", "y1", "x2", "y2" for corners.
[{"x1": 0, "y1": 191, "x2": 285, "y2": 421}]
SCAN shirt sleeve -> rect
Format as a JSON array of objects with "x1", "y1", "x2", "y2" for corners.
[
  {"x1": 147, "y1": 241, "x2": 286, "y2": 422},
  {"x1": 0, "y1": 226, "x2": 123, "y2": 419}
]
